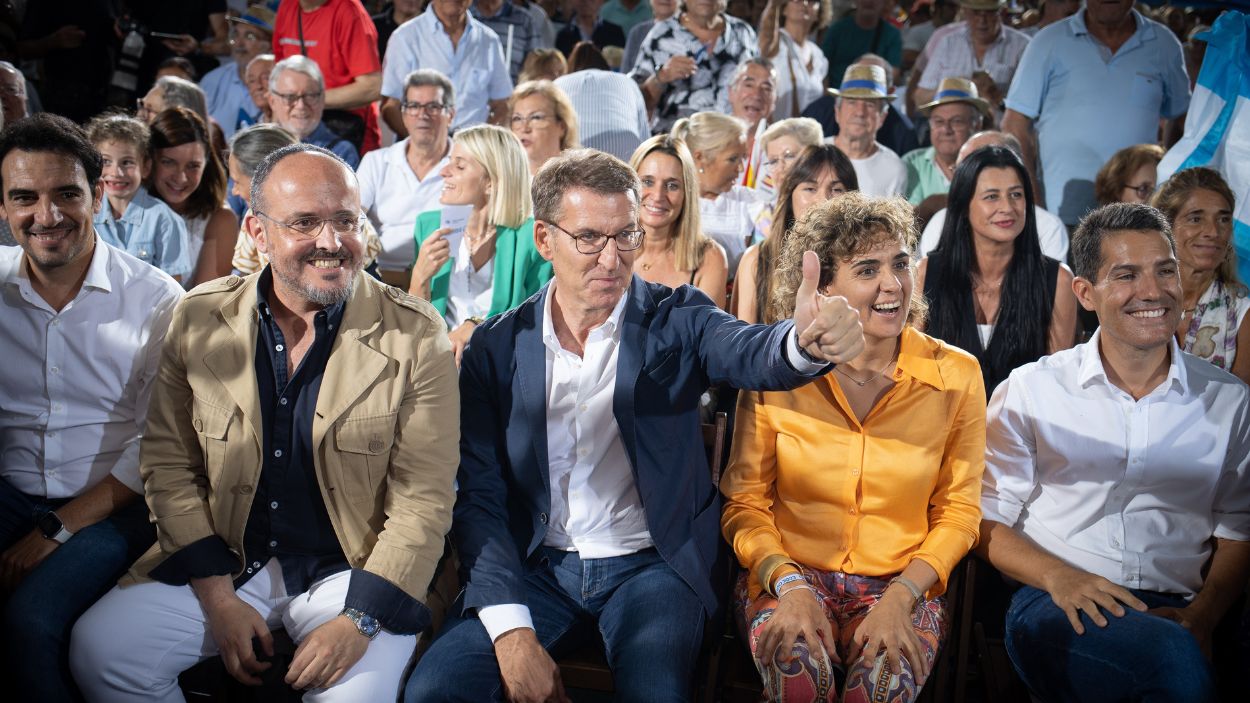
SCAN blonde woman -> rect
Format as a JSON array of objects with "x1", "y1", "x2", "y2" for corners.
[
  {"x1": 672, "y1": 111, "x2": 772, "y2": 274},
  {"x1": 509, "y1": 80, "x2": 579, "y2": 177},
  {"x1": 409, "y1": 124, "x2": 553, "y2": 361},
  {"x1": 630, "y1": 134, "x2": 730, "y2": 307}
]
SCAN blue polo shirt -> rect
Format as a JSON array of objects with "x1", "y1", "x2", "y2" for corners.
[
  {"x1": 201, "y1": 63, "x2": 260, "y2": 140},
  {"x1": 1005, "y1": 9, "x2": 1189, "y2": 226},
  {"x1": 92, "y1": 186, "x2": 192, "y2": 279}
]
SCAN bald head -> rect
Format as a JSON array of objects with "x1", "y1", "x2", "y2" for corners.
[
  {"x1": 250, "y1": 144, "x2": 358, "y2": 215},
  {"x1": 0, "y1": 62, "x2": 28, "y2": 123},
  {"x1": 957, "y1": 130, "x2": 1023, "y2": 164}
]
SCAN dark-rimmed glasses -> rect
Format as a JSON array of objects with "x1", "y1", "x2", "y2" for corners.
[
  {"x1": 402, "y1": 101, "x2": 448, "y2": 116},
  {"x1": 270, "y1": 90, "x2": 323, "y2": 107},
  {"x1": 543, "y1": 220, "x2": 645, "y2": 254}
]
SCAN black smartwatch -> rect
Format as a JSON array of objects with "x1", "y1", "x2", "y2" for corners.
[
  {"x1": 340, "y1": 607, "x2": 382, "y2": 639},
  {"x1": 37, "y1": 510, "x2": 74, "y2": 544}
]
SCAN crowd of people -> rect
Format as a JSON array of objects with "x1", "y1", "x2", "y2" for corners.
[{"x1": 0, "y1": 1, "x2": 1247, "y2": 702}]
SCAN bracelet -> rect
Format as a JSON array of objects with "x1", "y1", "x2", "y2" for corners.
[
  {"x1": 778, "y1": 583, "x2": 816, "y2": 599},
  {"x1": 466, "y1": 316, "x2": 485, "y2": 325},
  {"x1": 772, "y1": 572, "x2": 805, "y2": 596},
  {"x1": 888, "y1": 576, "x2": 924, "y2": 604}
]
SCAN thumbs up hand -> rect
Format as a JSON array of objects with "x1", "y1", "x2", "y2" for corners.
[{"x1": 792, "y1": 250, "x2": 864, "y2": 365}]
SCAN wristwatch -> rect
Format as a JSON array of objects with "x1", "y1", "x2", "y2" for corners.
[
  {"x1": 36, "y1": 510, "x2": 74, "y2": 544},
  {"x1": 340, "y1": 607, "x2": 382, "y2": 639}
]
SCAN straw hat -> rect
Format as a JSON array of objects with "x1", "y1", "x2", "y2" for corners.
[
  {"x1": 827, "y1": 64, "x2": 893, "y2": 100},
  {"x1": 958, "y1": 0, "x2": 1005, "y2": 10},
  {"x1": 918, "y1": 77, "x2": 992, "y2": 118},
  {"x1": 226, "y1": 3, "x2": 277, "y2": 34}
]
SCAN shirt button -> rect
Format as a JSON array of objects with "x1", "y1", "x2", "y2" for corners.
[
  {"x1": 269, "y1": 540, "x2": 278, "y2": 548},
  {"x1": 848, "y1": 507, "x2": 856, "y2": 515},
  {"x1": 539, "y1": 513, "x2": 548, "y2": 524},
  {"x1": 252, "y1": 561, "x2": 261, "y2": 569},
  {"x1": 270, "y1": 501, "x2": 279, "y2": 509},
  {"x1": 49, "y1": 318, "x2": 59, "y2": 326},
  {"x1": 50, "y1": 366, "x2": 59, "y2": 374},
  {"x1": 47, "y1": 431, "x2": 56, "y2": 438},
  {"x1": 279, "y1": 397, "x2": 288, "y2": 406},
  {"x1": 52, "y1": 403, "x2": 63, "y2": 412},
  {"x1": 852, "y1": 469, "x2": 860, "y2": 475},
  {"x1": 577, "y1": 448, "x2": 588, "y2": 458},
  {"x1": 273, "y1": 449, "x2": 282, "y2": 458},
  {"x1": 246, "y1": 568, "x2": 254, "y2": 574},
  {"x1": 578, "y1": 403, "x2": 588, "y2": 412},
  {"x1": 275, "y1": 344, "x2": 284, "y2": 352}
]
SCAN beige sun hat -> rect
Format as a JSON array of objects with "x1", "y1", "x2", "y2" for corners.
[
  {"x1": 827, "y1": 64, "x2": 893, "y2": 100},
  {"x1": 918, "y1": 77, "x2": 993, "y2": 118}
]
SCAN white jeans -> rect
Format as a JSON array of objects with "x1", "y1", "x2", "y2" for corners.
[{"x1": 70, "y1": 559, "x2": 415, "y2": 702}]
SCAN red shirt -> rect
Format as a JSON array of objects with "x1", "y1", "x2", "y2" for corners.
[{"x1": 273, "y1": 0, "x2": 383, "y2": 153}]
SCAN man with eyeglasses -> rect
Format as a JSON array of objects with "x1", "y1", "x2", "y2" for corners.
[
  {"x1": 358, "y1": 69, "x2": 457, "y2": 287},
  {"x1": 406, "y1": 149, "x2": 866, "y2": 702},
  {"x1": 200, "y1": 3, "x2": 275, "y2": 140},
  {"x1": 269, "y1": 55, "x2": 361, "y2": 168},
  {"x1": 72, "y1": 143, "x2": 460, "y2": 702},
  {"x1": 902, "y1": 75, "x2": 987, "y2": 205}
]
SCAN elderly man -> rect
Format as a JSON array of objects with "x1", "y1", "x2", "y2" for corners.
[
  {"x1": 803, "y1": 52, "x2": 919, "y2": 157},
  {"x1": 246, "y1": 53, "x2": 276, "y2": 124},
  {"x1": 273, "y1": 0, "x2": 383, "y2": 153},
  {"x1": 977, "y1": 203, "x2": 1250, "y2": 702},
  {"x1": 902, "y1": 76, "x2": 988, "y2": 204},
  {"x1": 830, "y1": 63, "x2": 908, "y2": 197},
  {"x1": 269, "y1": 56, "x2": 360, "y2": 168},
  {"x1": 200, "y1": 3, "x2": 275, "y2": 139},
  {"x1": 727, "y1": 58, "x2": 777, "y2": 189},
  {"x1": 1002, "y1": 0, "x2": 1188, "y2": 226},
  {"x1": 918, "y1": 130, "x2": 1069, "y2": 262},
  {"x1": 358, "y1": 69, "x2": 456, "y2": 287},
  {"x1": 404, "y1": 149, "x2": 866, "y2": 702},
  {"x1": 71, "y1": 143, "x2": 459, "y2": 701},
  {"x1": 915, "y1": 0, "x2": 1031, "y2": 107},
  {"x1": 0, "y1": 62, "x2": 29, "y2": 124},
  {"x1": 0, "y1": 114, "x2": 183, "y2": 703},
  {"x1": 137, "y1": 75, "x2": 209, "y2": 127},
  {"x1": 381, "y1": 0, "x2": 513, "y2": 133}
]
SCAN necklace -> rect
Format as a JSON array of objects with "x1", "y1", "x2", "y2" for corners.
[{"x1": 833, "y1": 361, "x2": 891, "y2": 387}]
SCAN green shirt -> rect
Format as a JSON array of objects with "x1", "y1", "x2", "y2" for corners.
[
  {"x1": 598, "y1": 0, "x2": 653, "y2": 36},
  {"x1": 902, "y1": 146, "x2": 950, "y2": 205},
  {"x1": 820, "y1": 16, "x2": 903, "y2": 88}
]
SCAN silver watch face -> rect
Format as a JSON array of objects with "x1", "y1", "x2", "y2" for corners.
[{"x1": 348, "y1": 610, "x2": 381, "y2": 637}]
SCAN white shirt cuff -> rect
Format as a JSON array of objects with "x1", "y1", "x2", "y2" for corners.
[
  {"x1": 477, "y1": 603, "x2": 534, "y2": 643},
  {"x1": 785, "y1": 327, "x2": 830, "y2": 375}
]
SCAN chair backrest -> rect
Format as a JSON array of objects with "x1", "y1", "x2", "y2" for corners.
[{"x1": 702, "y1": 411, "x2": 729, "y2": 488}]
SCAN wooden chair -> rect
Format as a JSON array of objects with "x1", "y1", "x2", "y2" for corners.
[{"x1": 556, "y1": 412, "x2": 731, "y2": 701}]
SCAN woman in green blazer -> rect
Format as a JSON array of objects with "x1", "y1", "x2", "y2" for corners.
[{"x1": 408, "y1": 125, "x2": 552, "y2": 359}]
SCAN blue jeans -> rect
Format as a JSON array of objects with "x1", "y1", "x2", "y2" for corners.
[
  {"x1": 1005, "y1": 584, "x2": 1215, "y2": 703},
  {"x1": 405, "y1": 547, "x2": 706, "y2": 702},
  {"x1": 0, "y1": 478, "x2": 155, "y2": 703}
]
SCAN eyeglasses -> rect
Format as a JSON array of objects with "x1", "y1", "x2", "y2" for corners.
[
  {"x1": 1125, "y1": 182, "x2": 1156, "y2": 200},
  {"x1": 229, "y1": 28, "x2": 269, "y2": 45},
  {"x1": 510, "y1": 112, "x2": 554, "y2": 130},
  {"x1": 254, "y1": 211, "x2": 365, "y2": 238},
  {"x1": 270, "y1": 89, "x2": 323, "y2": 107},
  {"x1": 402, "y1": 101, "x2": 448, "y2": 116},
  {"x1": 543, "y1": 220, "x2": 645, "y2": 254},
  {"x1": 929, "y1": 116, "x2": 973, "y2": 132},
  {"x1": 764, "y1": 150, "x2": 801, "y2": 170}
]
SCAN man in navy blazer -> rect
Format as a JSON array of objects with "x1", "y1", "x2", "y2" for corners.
[{"x1": 406, "y1": 149, "x2": 865, "y2": 703}]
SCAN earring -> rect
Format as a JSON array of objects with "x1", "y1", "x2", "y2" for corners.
[{"x1": 699, "y1": 167, "x2": 704, "y2": 173}]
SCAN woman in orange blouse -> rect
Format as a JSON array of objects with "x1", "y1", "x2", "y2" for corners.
[{"x1": 721, "y1": 193, "x2": 986, "y2": 703}]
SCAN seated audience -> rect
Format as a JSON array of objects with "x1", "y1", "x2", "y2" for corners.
[
  {"x1": 519, "y1": 48, "x2": 569, "y2": 83},
  {"x1": 358, "y1": 69, "x2": 456, "y2": 287},
  {"x1": 629, "y1": 134, "x2": 729, "y2": 306},
  {"x1": 404, "y1": 148, "x2": 867, "y2": 703},
  {"x1": 977, "y1": 202, "x2": 1250, "y2": 703},
  {"x1": 726, "y1": 58, "x2": 778, "y2": 189},
  {"x1": 72, "y1": 143, "x2": 460, "y2": 703},
  {"x1": 1152, "y1": 166, "x2": 1250, "y2": 384},
  {"x1": 829, "y1": 63, "x2": 908, "y2": 197},
  {"x1": 630, "y1": 0, "x2": 758, "y2": 132},
  {"x1": 673, "y1": 111, "x2": 771, "y2": 274},
  {"x1": 556, "y1": 0, "x2": 627, "y2": 56},
  {"x1": 245, "y1": 53, "x2": 276, "y2": 124},
  {"x1": 600, "y1": 0, "x2": 654, "y2": 36},
  {"x1": 736, "y1": 144, "x2": 858, "y2": 323},
  {"x1": 200, "y1": 3, "x2": 275, "y2": 139},
  {"x1": 408, "y1": 124, "x2": 552, "y2": 361},
  {"x1": 803, "y1": 52, "x2": 920, "y2": 158},
  {"x1": 138, "y1": 75, "x2": 210, "y2": 128},
  {"x1": 509, "y1": 80, "x2": 579, "y2": 177},
  {"x1": 554, "y1": 60, "x2": 650, "y2": 161},
  {"x1": 86, "y1": 113, "x2": 192, "y2": 281},
  {"x1": 904, "y1": 76, "x2": 989, "y2": 205},
  {"x1": 919, "y1": 130, "x2": 1070, "y2": 263},
  {"x1": 756, "y1": 116, "x2": 824, "y2": 201},
  {"x1": 155, "y1": 57, "x2": 197, "y2": 83},
  {"x1": 0, "y1": 113, "x2": 182, "y2": 703},
  {"x1": 381, "y1": 0, "x2": 512, "y2": 133},
  {"x1": 148, "y1": 107, "x2": 237, "y2": 288},
  {"x1": 722, "y1": 192, "x2": 985, "y2": 703},
  {"x1": 1094, "y1": 143, "x2": 1165, "y2": 207},
  {"x1": 915, "y1": 0, "x2": 1030, "y2": 107},
  {"x1": 757, "y1": 0, "x2": 830, "y2": 120},
  {"x1": 918, "y1": 144, "x2": 1077, "y2": 393},
  {"x1": 621, "y1": 0, "x2": 677, "y2": 72},
  {"x1": 268, "y1": 56, "x2": 361, "y2": 168}
]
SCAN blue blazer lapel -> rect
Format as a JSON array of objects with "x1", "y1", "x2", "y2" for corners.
[
  {"x1": 514, "y1": 289, "x2": 551, "y2": 499},
  {"x1": 613, "y1": 276, "x2": 651, "y2": 471}
]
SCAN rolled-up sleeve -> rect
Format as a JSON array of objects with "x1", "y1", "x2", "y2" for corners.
[
  {"x1": 1213, "y1": 389, "x2": 1250, "y2": 541},
  {"x1": 981, "y1": 371, "x2": 1039, "y2": 528}
]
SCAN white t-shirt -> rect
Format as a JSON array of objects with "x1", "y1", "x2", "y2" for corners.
[{"x1": 838, "y1": 141, "x2": 907, "y2": 198}]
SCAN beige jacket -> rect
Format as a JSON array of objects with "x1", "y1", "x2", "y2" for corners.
[{"x1": 123, "y1": 272, "x2": 459, "y2": 608}]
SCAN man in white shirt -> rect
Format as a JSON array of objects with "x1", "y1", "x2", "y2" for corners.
[
  {"x1": 358, "y1": 69, "x2": 455, "y2": 287},
  {"x1": 405, "y1": 149, "x2": 866, "y2": 702},
  {"x1": 380, "y1": 0, "x2": 513, "y2": 133},
  {"x1": 828, "y1": 63, "x2": 907, "y2": 197},
  {"x1": 978, "y1": 202, "x2": 1250, "y2": 703},
  {"x1": 915, "y1": 0, "x2": 1031, "y2": 107},
  {"x1": 0, "y1": 114, "x2": 182, "y2": 702}
]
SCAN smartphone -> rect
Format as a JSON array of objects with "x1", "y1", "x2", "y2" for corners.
[
  {"x1": 149, "y1": 31, "x2": 185, "y2": 40},
  {"x1": 439, "y1": 205, "x2": 473, "y2": 256}
]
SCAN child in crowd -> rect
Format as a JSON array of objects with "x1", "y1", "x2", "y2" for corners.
[{"x1": 86, "y1": 114, "x2": 192, "y2": 281}]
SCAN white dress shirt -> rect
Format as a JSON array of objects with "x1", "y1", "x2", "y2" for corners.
[
  {"x1": 700, "y1": 185, "x2": 772, "y2": 274},
  {"x1": 357, "y1": 138, "x2": 449, "y2": 272},
  {"x1": 921, "y1": 205, "x2": 1069, "y2": 263},
  {"x1": 444, "y1": 237, "x2": 495, "y2": 328},
  {"x1": 0, "y1": 240, "x2": 183, "y2": 497},
  {"x1": 477, "y1": 281, "x2": 827, "y2": 641},
  {"x1": 982, "y1": 331, "x2": 1250, "y2": 598}
]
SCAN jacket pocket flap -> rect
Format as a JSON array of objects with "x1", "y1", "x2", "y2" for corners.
[
  {"x1": 335, "y1": 418, "x2": 394, "y2": 455},
  {"x1": 191, "y1": 401, "x2": 231, "y2": 440}
]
